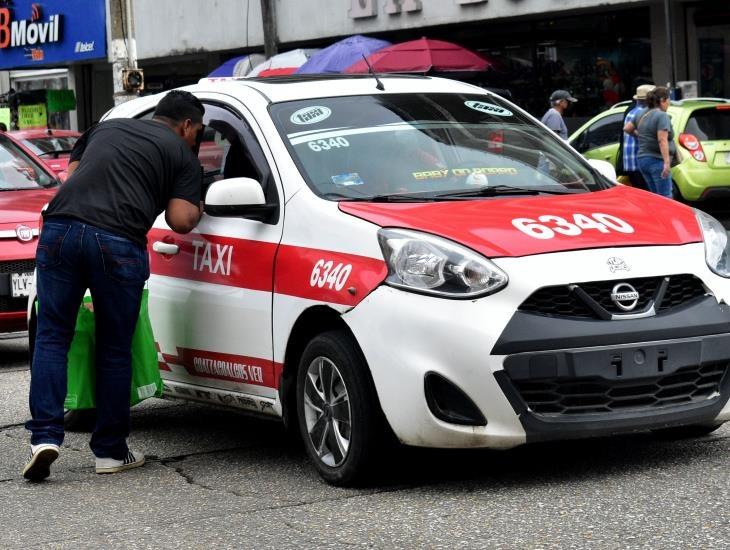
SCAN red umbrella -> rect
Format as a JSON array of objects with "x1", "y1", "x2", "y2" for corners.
[
  {"x1": 344, "y1": 37, "x2": 492, "y2": 74},
  {"x1": 258, "y1": 67, "x2": 298, "y2": 77}
]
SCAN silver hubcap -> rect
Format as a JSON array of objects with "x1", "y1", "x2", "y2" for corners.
[{"x1": 303, "y1": 356, "x2": 351, "y2": 467}]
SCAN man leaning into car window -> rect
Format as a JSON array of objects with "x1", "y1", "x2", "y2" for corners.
[{"x1": 23, "y1": 91, "x2": 205, "y2": 481}]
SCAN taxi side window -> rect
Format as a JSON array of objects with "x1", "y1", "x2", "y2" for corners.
[
  {"x1": 202, "y1": 102, "x2": 279, "y2": 224},
  {"x1": 137, "y1": 102, "x2": 279, "y2": 223}
]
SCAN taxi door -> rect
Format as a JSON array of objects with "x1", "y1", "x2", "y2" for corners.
[{"x1": 145, "y1": 95, "x2": 284, "y2": 403}]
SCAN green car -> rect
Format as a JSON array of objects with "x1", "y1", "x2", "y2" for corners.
[{"x1": 569, "y1": 98, "x2": 730, "y2": 201}]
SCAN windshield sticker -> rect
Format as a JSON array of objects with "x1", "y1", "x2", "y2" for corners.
[
  {"x1": 331, "y1": 173, "x2": 364, "y2": 186},
  {"x1": 308, "y1": 137, "x2": 350, "y2": 152},
  {"x1": 290, "y1": 106, "x2": 332, "y2": 125},
  {"x1": 465, "y1": 101, "x2": 513, "y2": 117},
  {"x1": 412, "y1": 167, "x2": 518, "y2": 180}
]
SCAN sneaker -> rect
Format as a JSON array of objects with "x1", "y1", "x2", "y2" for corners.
[
  {"x1": 22, "y1": 444, "x2": 60, "y2": 481},
  {"x1": 95, "y1": 450, "x2": 145, "y2": 474}
]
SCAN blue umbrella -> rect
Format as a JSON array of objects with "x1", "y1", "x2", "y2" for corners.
[
  {"x1": 296, "y1": 35, "x2": 391, "y2": 74},
  {"x1": 208, "y1": 54, "x2": 265, "y2": 77}
]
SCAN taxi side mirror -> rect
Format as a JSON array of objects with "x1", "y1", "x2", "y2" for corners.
[
  {"x1": 586, "y1": 159, "x2": 617, "y2": 183},
  {"x1": 204, "y1": 177, "x2": 276, "y2": 221}
]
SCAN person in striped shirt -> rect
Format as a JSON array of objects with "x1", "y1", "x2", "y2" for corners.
[{"x1": 621, "y1": 84, "x2": 655, "y2": 191}]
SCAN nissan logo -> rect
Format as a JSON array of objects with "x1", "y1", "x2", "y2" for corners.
[{"x1": 611, "y1": 283, "x2": 640, "y2": 311}]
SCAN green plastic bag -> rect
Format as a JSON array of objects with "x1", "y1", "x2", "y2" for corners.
[{"x1": 62, "y1": 289, "x2": 163, "y2": 410}]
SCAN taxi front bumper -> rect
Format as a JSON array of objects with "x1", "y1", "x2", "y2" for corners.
[{"x1": 343, "y1": 243, "x2": 730, "y2": 449}]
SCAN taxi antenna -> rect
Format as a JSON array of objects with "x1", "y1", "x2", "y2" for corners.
[{"x1": 362, "y1": 55, "x2": 384, "y2": 91}]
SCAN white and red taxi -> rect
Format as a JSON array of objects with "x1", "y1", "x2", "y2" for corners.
[{"x1": 36, "y1": 75, "x2": 730, "y2": 485}]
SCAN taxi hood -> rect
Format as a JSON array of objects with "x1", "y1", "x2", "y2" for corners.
[{"x1": 338, "y1": 186, "x2": 702, "y2": 258}]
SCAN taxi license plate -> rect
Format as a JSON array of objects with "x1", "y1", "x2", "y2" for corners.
[{"x1": 11, "y1": 272, "x2": 33, "y2": 298}]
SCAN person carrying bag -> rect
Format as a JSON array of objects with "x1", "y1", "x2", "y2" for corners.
[
  {"x1": 635, "y1": 86, "x2": 676, "y2": 198},
  {"x1": 23, "y1": 91, "x2": 205, "y2": 482}
]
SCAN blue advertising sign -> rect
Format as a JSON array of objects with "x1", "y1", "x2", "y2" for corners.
[{"x1": 0, "y1": 0, "x2": 106, "y2": 69}]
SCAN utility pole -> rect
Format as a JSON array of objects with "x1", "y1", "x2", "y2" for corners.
[
  {"x1": 260, "y1": 0, "x2": 278, "y2": 59},
  {"x1": 663, "y1": 0, "x2": 677, "y2": 96},
  {"x1": 109, "y1": 0, "x2": 139, "y2": 105}
]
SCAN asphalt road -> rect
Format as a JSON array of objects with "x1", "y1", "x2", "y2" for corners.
[{"x1": 1, "y1": 337, "x2": 728, "y2": 549}]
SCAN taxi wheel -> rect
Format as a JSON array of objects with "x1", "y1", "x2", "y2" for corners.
[
  {"x1": 652, "y1": 422, "x2": 724, "y2": 440},
  {"x1": 29, "y1": 299, "x2": 96, "y2": 433},
  {"x1": 296, "y1": 330, "x2": 382, "y2": 486}
]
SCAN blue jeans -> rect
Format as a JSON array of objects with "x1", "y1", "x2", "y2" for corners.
[
  {"x1": 637, "y1": 156, "x2": 672, "y2": 198},
  {"x1": 26, "y1": 218, "x2": 149, "y2": 459}
]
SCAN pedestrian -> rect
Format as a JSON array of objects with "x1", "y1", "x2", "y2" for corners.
[
  {"x1": 23, "y1": 90, "x2": 205, "y2": 481},
  {"x1": 635, "y1": 86, "x2": 675, "y2": 198},
  {"x1": 540, "y1": 89, "x2": 577, "y2": 140},
  {"x1": 620, "y1": 84, "x2": 655, "y2": 191}
]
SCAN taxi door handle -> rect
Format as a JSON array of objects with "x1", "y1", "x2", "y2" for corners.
[{"x1": 152, "y1": 241, "x2": 179, "y2": 255}]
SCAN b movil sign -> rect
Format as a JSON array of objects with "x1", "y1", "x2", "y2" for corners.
[{"x1": 0, "y1": 0, "x2": 106, "y2": 68}]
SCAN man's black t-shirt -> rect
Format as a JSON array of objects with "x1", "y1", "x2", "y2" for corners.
[{"x1": 44, "y1": 118, "x2": 202, "y2": 247}]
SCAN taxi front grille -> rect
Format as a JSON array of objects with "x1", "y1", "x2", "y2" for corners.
[
  {"x1": 519, "y1": 274, "x2": 707, "y2": 319},
  {"x1": 510, "y1": 363, "x2": 727, "y2": 416},
  {"x1": 0, "y1": 259, "x2": 35, "y2": 274}
]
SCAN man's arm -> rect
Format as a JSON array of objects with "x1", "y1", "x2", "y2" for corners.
[
  {"x1": 165, "y1": 198, "x2": 202, "y2": 233},
  {"x1": 65, "y1": 160, "x2": 80, "y2": 178}
]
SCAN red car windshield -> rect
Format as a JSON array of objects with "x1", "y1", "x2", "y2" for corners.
[
  {"x1": 0, "y1": 134, "x2": 57, "y2": 190},
  {"x1": 24, "y1": 136, "x2": 78, "y2": 156}
]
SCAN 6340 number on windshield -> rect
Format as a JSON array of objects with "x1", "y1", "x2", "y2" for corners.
[{"x1": 512, "y1": 213, "x2": 634, "y2": 240}]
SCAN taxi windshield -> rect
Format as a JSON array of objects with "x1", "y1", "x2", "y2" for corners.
[
  {"x1": 271, "y1": 93, "x2": 611, "y2": 201},
  {"x1": 0, "y1": 135, "x2": 56, "y2": 190}
]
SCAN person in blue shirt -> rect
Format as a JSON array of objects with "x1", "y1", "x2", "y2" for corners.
[{"x1": 621, "y1": 84, "x2": 654, "y2": 191}]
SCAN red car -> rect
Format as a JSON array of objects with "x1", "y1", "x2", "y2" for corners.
[
  {"x1": 0, "y1": 132, "x2": 59, "y2": 336},
  {"x1": 10, "y1": 129, "x2": 80, "y2": 181}
]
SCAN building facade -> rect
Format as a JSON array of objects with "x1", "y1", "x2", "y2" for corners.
[{"x1": 0, "y1": 1, "x2": 727, "y2": 131}]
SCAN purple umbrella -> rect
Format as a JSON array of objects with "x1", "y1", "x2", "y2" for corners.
[{"x1": 296, "y1": 35, "x2": 391, "y2": 74}]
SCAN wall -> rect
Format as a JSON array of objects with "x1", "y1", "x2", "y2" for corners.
[
  {"x1": 133, "y1": 0, "x2": 646, "y2": 60},
  {"x1": 134, "y1": 0, "x2": 264, "y2": 59}
]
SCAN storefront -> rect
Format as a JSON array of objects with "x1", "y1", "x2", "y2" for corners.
[
  {"x1": 0, "y1": 0, "x2": 108, "y2": 130},
  {"x1": 686, "y1": 2, "x2": 730, "y2": 98}
]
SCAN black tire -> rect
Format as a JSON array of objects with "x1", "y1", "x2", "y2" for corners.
[
  {"x1": 652, "y1": 422, "x2": 724, "y2": 440},
  {"x1": 29, "y1": 299, "x2": 96, "y2": 433},
  {"x1": 296, "y1": 329, "x2": 383, "y2": 486}
]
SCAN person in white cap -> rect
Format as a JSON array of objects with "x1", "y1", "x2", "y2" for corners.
[
  {"x1": 621, "y1": 84, "x2": 655, "y2": 190},
  {"x1": 540, "y1": 89, "x2": 578, "y2": 140}
]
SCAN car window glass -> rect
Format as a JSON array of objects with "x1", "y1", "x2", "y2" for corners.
[
  {"x1": 582, "y1": 113, "x2": 623, "y2": 151},
  {"x1": 26, "y1": 136, "x2": 78, "y2": 155},
  {"x1": 136, "y1": 104, "x2": 276, "y2": 203},
  {"x1": 0, "y1": 135, "x2": 56, "y2": 190},
  {"x1": 270, "y1": 93, "x2": 608, "y2": 200},
  {"x1": 685, "y1": 108, "x2": 730, "y2": 141}
]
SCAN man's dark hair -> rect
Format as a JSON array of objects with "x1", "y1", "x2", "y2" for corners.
[{"x1": 153, "y1": 90, "x2": 204, "y2": 124}]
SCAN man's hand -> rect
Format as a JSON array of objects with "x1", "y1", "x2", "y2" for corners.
[{"x1": 165, "y1": 198, "x2": 202, "y2": 233}]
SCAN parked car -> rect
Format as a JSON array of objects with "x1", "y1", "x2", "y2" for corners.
[
  {"x1": 0, "y1": 132, "x2": 59, "y2": 336},
  {"x1": 10, "y1": 129, "x2": 80, "y2": 181},
  {"x1": 569, "y1": 98, "x2": 730, "y2": 201},
  {"x1": 29, "y1": 75, "x2": 730, "y2": 485}
]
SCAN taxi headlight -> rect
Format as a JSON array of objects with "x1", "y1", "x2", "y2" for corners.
[
  {"x1": 695, "y1": 209, "x2": 730, "y2": 277},
  {"x1": 377, "y1": 228, "x2": 508, "y2": 298}
]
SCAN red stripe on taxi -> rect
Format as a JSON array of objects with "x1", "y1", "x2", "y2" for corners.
[{"x1": 148, "y1": 229, "x2": 387, "y2": 306}]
